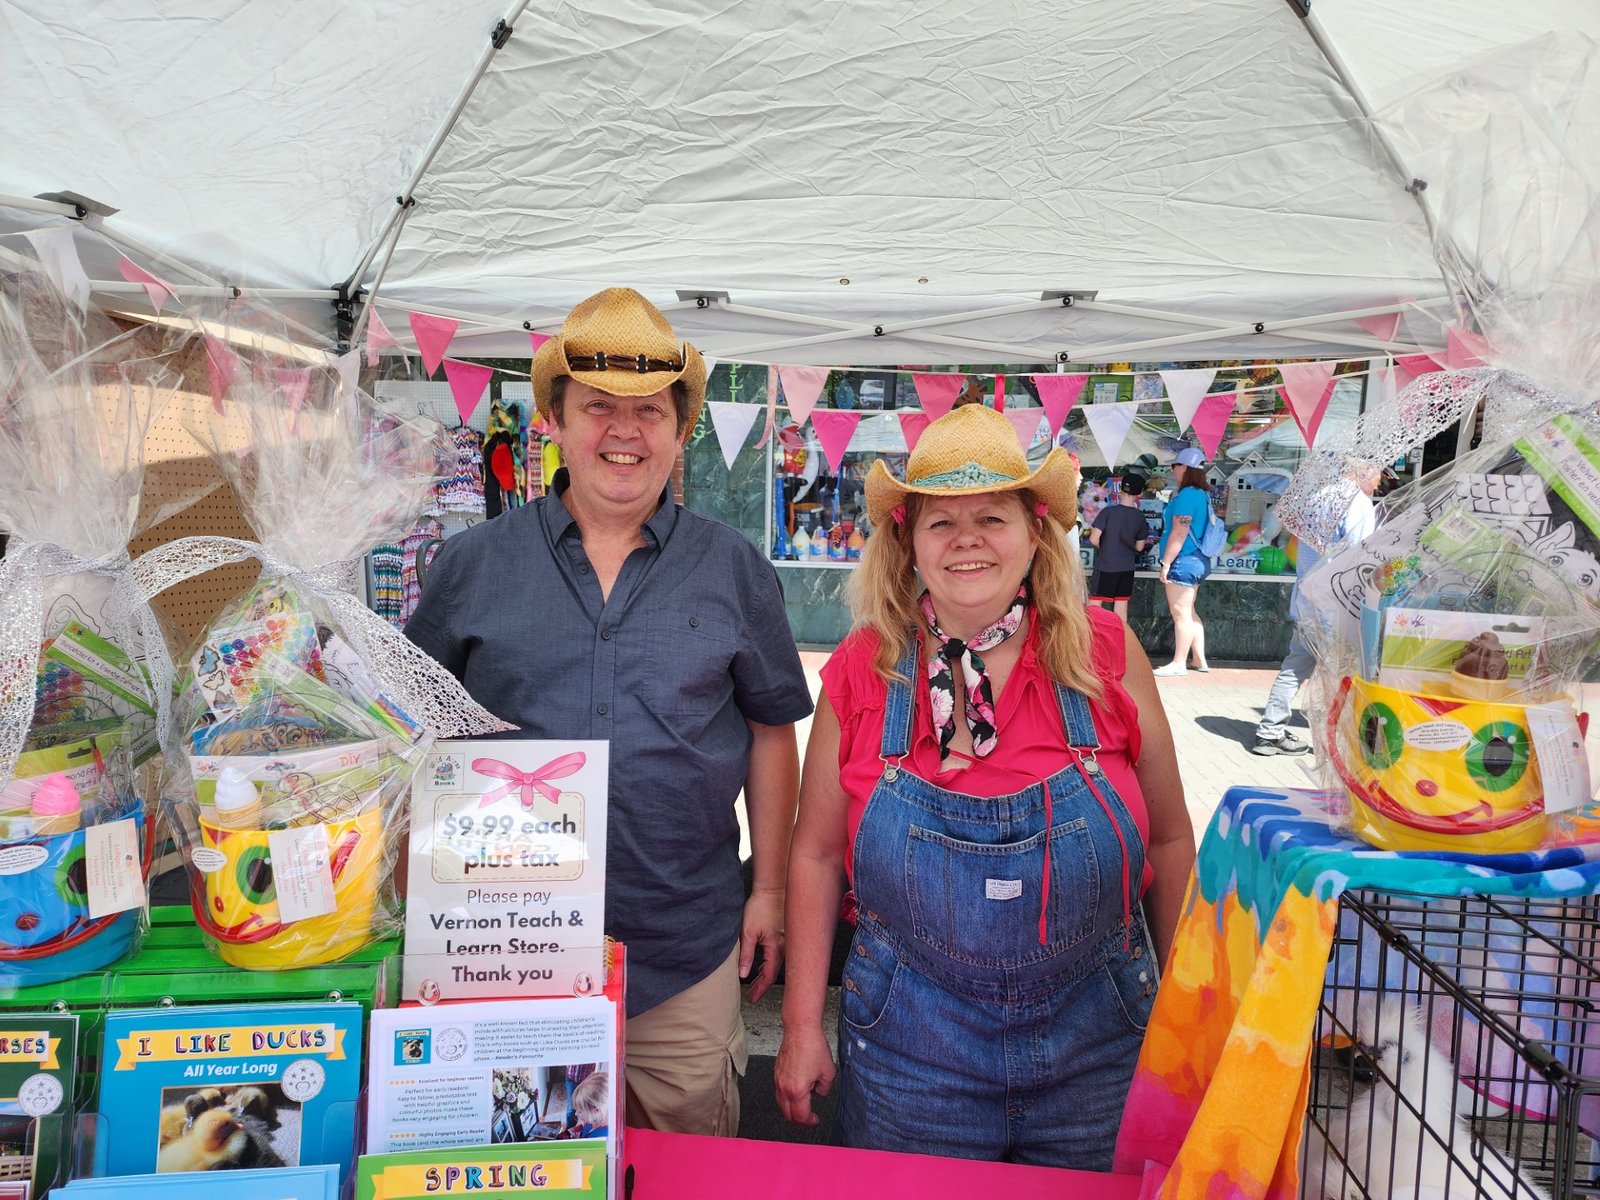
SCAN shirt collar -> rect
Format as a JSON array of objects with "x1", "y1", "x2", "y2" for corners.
[{"x1": 546, "y1": 467, "x2": 679, "y2": 548}]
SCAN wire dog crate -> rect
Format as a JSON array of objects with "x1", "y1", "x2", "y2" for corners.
[{"x1": 1302, "y1": 889, "x2": 1600, "y2": 1200}]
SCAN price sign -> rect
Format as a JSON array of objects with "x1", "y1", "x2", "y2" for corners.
[{"x1": 404, "y1": 740, "x2": 609, "y2": 1002}]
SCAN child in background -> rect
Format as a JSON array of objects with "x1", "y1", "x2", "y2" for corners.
[{"x1": 1089, "y1": 472, "x2": 1149, "y2": 622}]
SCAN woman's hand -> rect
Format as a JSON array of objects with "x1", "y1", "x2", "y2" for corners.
[
  {"x1": 1158, "y1": 561, "x2": 1171, "y2": 581},
  {"x1": 774, "y1": 1025, "x2": 838, "y2": 1126}
]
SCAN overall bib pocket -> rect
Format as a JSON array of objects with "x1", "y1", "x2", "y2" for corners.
[{"x1": 904, "y1": 817, "x2": 1099, "y2": 967}]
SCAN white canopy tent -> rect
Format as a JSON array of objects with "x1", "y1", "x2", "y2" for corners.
[{"x1": 2, "y1": 0, "x2": 1595, "y2": 367}]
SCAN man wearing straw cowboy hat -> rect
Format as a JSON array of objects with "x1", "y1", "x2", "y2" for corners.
[{"x1": 408, "y1": 288, "x2": 813, "y2": 1137}]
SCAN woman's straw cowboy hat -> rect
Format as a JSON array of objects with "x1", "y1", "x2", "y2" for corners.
[
  {"x1": 865, "y1": 403, "x2": 1080, "y2": 530},
  {"x1": 531, "y1": 288, "x2": 707, "y2": 430}
]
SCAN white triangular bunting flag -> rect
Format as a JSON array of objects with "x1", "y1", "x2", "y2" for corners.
[
  {"x1": 1366, "y1": 359, "x2": 1396, "y2": 415},
  {"x1": 23, "y1": 228, "x2": 92, "y2": 311},
  {"x1": 1004, "y1": 408, "x2": 1044, "y2": 452},
  {"x1": 328, "y1": 348, "x2": 360, "y2": 396},
  {"x1": 1080, "y1": 401, "x2": 1139, "y2": 469},
  {"x1": 707, "y1": 401, "x2": 762, "y2": 471},
  {"x1": 1158, "y1": 369, "x2": 1216, "y2": 435}
]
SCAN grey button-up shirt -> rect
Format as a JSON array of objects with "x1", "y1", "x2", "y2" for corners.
[{"x1": 405, "y1": 476, "x2": 813, "y2": 1015}]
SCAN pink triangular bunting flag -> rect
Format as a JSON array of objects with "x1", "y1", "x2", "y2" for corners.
[
  {"x1": 755, "y1": 366, "x2": 779, "y2": 449},
  {"x1": 1004, "y1": 408, "x2": 1044, "y2": 452},
  {"x1": 1395, "y1": 353, "x2": 1443, "y2": 391},
  {"x1": 1276, "y1": 383, "x2": 1338, "y2": 449},
  {"x1": 1191, "y1": 389, "x2": 1238, "y2": 460},
  {"x1": 1355, "y1": 311, "x2": 1402, "y2": 342},
  {"x1": 528, "y1": 330, "x2": 552, "y2": 355},
  {"x1": 912, "y1": 374, "x2": 963, "y2": 423},
  {"x1": 993, "y1": 375, "x2": 1006, "y2": 412},
  {"x1": 410, "y1": 312, "x2": 460, "y2": 377},
  {"x1": 1032, "y1": 374, "x2": 1087, "y2": 435},
  {"x1": 776, "y1": 365, "x2": 829, "y2": 427},
  {"x1": 365, "y1": 308, "x2": 400, "y2": 367},
  {"x1": 1159, "y1": 368, "x2": 1217, "y2": 435},
  {"x1": 272, "y1": 367, "x2": 312, "y2": 433},
  {"x1": 1277, "y1": 362, "x2": 1339, "y2": 448},
  {"x1": 1446, "y1": 325, "x2": 1489, "y2": 369},
  {"x1": 899, "y1": 412, "x2": 931, "y2": 453},
  {"x1": 117, "y1": 255, "x2": 177, "y2": 314},
  {"x1": 442, "y1": 359, "x2": 494, "y2": 424},
  {"x1": 810, "y1": 410, "x2": 863, "y2": 473},
  {"x1": 1080, "y1": 401, "x2": 1139, "y2": 470},
  {"x1": 707, "y1": 401, "x2": 762, "y2": 470},
  {"x1": 203, "y1": 335, "x2": 238, "y2": 413}
]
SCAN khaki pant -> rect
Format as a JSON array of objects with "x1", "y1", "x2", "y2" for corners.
[{"x1": 623, "y1": 946, "x2": 747, "y2": 1136}]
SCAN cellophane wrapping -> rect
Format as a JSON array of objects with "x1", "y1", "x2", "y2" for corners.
[
  {"x1": 152, "y1": 311, "x2": 512, "y2": 970},
  {"x1": 1282, "y1": 38, "x2": 1600, "y2": 852},
  {"x1": 0, "y1": 240, "x2": 187, "y2": 986}
]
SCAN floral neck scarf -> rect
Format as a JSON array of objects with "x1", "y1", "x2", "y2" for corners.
[{"x1": 918, "y1": 582, "x2": 1029, "y2": 759}]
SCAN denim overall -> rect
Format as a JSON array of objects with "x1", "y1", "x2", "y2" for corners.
[{"x1": 835, "y1": 641, "x2": 1155, "y2": 1168}]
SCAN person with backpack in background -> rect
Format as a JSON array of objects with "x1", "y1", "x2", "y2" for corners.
[{"x1": 1153, "y1": 447, "x2": 1217, "y2": 677}]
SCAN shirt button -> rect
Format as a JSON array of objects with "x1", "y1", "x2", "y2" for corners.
[
  {"x1": 601, "y1": 629, "x2": 613, "y2": 640},
  {"x1": 596, "y1": 703, "x2": 608, "y2": 716},
  {"x1": 579, "y1": 564, "x2": 590, "y2": 574},
  {"x1": 689, "y1": 617, "x2": 700, "y2": 628}
]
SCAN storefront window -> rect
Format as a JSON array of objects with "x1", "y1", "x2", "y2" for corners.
[{"x1": 764, "y1": 365, "x2": 1367, "y2": 579}]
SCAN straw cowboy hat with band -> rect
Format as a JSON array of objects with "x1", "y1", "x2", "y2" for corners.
[
  {"x1": 531, "y1": 287, "x2": 708, "y2": 431},
  {"x1": 865, "y1": 403, "x2": 1080, "y2": 530}
]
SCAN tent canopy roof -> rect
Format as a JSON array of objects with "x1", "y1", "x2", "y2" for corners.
[{"x1": 2, "y1": 0, "x2": 1594, "y2": 365}]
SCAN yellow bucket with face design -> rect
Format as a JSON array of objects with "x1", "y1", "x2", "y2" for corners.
[
  {"x1": 191, "y1": 807, "x2": 384, "y2": 969},
  {"x1": 1329, "y1": 675, "x2": 1555, "y2": 854}
]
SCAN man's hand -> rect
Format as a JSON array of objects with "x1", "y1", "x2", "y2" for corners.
[{"x1": 740, "y1": 887, "x2": 785, "y2": 1003}]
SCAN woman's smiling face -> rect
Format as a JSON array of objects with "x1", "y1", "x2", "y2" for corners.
[{"x1": 912, "y1": 492, "x2": 1036, "y2": 633}]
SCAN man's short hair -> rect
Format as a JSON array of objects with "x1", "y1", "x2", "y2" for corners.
[{"x1": 547, "y1": 376, "x2": 692, "y2": 435}]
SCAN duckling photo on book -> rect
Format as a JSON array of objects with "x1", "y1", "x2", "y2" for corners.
[{"x1": 156, "y1": 1082, "x2": 298, "y2": 1171}]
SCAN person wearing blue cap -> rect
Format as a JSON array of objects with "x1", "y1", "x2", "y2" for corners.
[{"x1": 1153, "y1": 447, "x2": 1212, "y2": 677}]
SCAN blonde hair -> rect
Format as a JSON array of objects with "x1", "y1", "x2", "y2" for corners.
[
  {"x1": 571, "y1": 1071, "x2": 609, "y2": 1125},
  {"x1": 848, "y1": 490, "x2": 1103, "y2": 700}
]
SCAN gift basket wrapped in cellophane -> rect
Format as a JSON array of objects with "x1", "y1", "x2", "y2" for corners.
[
  {"x1": 142, "y1": 303, "x2": 512, "y2": 969},
  {"x1": 1279, "y1": 36, "x2": 1600, "y2": 854},
  {"x1": 0, "y1": 241, "x2": 195, "y2": 987}
]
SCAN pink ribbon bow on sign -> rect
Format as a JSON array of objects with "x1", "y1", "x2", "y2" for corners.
[{"x1": 473, "y1": 753, "x2": 587, "y2": 810}]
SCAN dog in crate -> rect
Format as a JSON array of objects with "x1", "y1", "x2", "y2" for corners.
[{"x1": 1302, "y1": 993, "x2": 1550, "y2": 1200}]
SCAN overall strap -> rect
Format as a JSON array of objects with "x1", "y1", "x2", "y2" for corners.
[
  {"x1": 879, "y1": 635, "x2": 920, "y2": 761},
  {"x1": 1054, "y1": 681, "x2": 1101, "y2": 750}
]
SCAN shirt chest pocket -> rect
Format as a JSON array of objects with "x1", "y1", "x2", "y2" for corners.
[{"x1": 643, "y1": 610, "x2": 742, "y2": 719}]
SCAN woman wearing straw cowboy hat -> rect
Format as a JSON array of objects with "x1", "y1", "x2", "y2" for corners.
[
  {"x1": 409, "y1": 288, "x2": 812, "y2": 1138},
  {"x1": 774, "y1": 404, "x2": 1195, "y2": 1165}
]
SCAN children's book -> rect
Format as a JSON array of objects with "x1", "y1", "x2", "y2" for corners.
[
  {"x1": 56, "y1": 1161, "x2": 340, "y2": 1199},
  {"x1": 95, "y1": 1001, "x2": 363, "y2": 1184},
  {"x1": 366, "y1": 997, "x2": 618, "y2": 1155},
  {"x1": 356, "y1": 1142, "x2": 607, "y2": 1200},
  {"x1": 0, "y1": 1013, "x2": 78, "y2": 1198}
]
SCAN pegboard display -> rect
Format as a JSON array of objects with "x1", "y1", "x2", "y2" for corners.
[{"x1": 129, "y1": 388, "x2": 258, "y2": 647}]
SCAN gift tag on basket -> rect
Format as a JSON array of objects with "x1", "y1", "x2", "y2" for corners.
[{"x1": 85, "y1": 818, "x2": 144, "y2": 919}]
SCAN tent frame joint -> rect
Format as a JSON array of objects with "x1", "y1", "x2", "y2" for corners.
[{"x1": 490, "y1": 18, "x2": 514, "y2": 49}]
